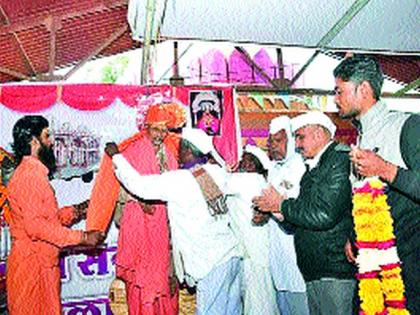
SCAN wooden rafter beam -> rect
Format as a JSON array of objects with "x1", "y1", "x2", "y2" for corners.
[
  {"x1": 63, "y1": 24, "x2": 128, "y2": 80},
  {"x1": 49, "y1": 25, "x2": 57, "y2": 76},
  {"x1": 45, "y1": 17, "x2": 61, "y2": 76},
  {"x1": 235, "y1": 46, "x2": 280, "y2": 89},
  {"x1": 0, "y1": 4, "x2": 36, "y2": 76},
  {"x1": 11, "y1": 34, "x2": 37, "y2": 76},
  {"x1": 0, "y1": 0, "x2": 127, "y2": 35},
  {"x1": 0, "y1": 65, "x2": 31, "y2": 80}
]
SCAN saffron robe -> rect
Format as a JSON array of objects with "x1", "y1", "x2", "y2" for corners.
[
  {"x1": 6, "y1": 156, "x2": 82, "y2": 315},
  {"x1": 87, "y1": 132, "x2": 180, "y2": 315}
]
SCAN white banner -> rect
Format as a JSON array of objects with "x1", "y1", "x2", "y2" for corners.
[{"x1": 0, "y1": 99, "x2": 138, "y2": 179}]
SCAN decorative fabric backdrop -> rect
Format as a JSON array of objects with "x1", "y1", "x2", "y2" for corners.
[
  {"x1": 0, "y1": 84, "x2": 239, "y2": 177},
  {"x1": 0, "y1": 83, "x2": 239, "y2": 314}
]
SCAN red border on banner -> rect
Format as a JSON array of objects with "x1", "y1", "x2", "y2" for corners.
[
  {"x1": 0, "y1": 84, "x2": 175, "y2": 111},
  {"x1": 0, "y1": 84, "x2": 239, "y2": 164}
]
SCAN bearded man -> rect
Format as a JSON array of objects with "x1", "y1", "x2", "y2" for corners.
[
  {"x1": 6, "y1": 115, "x2": 103, "y2": 315},
  {"x1": 87, "y1": 104, "x2": 182, "y2": 315}
]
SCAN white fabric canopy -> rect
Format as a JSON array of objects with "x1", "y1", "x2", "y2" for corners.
[{"x1": 128, "y1": 0, "x2": 420, "y2": 54}]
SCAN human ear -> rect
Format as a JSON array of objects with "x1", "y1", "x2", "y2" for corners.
[
  {"x1": 31, "y1": 136, "x2": 41, "y2": 151},
  {"x1": 358, "y1": 81, "x2": 373, "y2": 99}
]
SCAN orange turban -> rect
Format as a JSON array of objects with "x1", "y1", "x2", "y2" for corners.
[
  {"x1": 144, "y1": 103, "x2": 186, "y2": 129},
  {"x1": 144, "y1": 104, "x2": 170, "y2": 126},
  {"x1": 165, "y1": 102, "x2": 187, "y2": 129}
]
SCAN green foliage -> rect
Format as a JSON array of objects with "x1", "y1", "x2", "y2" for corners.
[{"x1": 101, "y1": 56, "x2": 130, "y2": 83}]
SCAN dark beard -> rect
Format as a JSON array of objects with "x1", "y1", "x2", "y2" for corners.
[
  {"x1": 338, "y1": 108, "x2": 360, "y2": 120},
  {"x1": 38, "y1": 143, "x2": 57, "y2": 178}
]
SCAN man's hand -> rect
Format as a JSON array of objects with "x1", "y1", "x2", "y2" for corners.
[
  {"x1": 140, "y1": 201, "x2": 156, "y2": 215},
  {"x1": 252, "y1": 210, "x2": 270, "y2": 226},
  {"x1": 80, "y1": 230, "x2": 106, "y2": 246},
  {"x1": 74, "y1": 200, "x2": 89, "y2": 221},
  {"x1": 105, "y1": 142, "x2": 119, "y2": 157},
  {"x1": 344, "y1": 239, "x2": 356, "y2": 264},
  {"x1": 226, "y1": 161, "x2": 239, "y2": 173},
  {"x1": 350, "y1": 146, "x2": 397, "y2": 182},
  {"x1": 252, "y1": 185, "x2": 285, "y2": 213}
]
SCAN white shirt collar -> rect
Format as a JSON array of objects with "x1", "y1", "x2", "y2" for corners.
[{"x1": 304, "y1": 141, "x2": 333, "y2": 170}]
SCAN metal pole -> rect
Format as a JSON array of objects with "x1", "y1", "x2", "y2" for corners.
[
  {"x1": 173, "y1": 41, "x2": 179, "y2": 77},
  {"x1": 141, "y1": 0, "x2": 156, "y2": 84},
  {"x1": 235, "y1": 46, "x2": 280, "y2": 88},
  {"x1": 276, "y1": 47, "x2": 284, "y2": 81},
  {"x1": 290, "y1": 0, "x2": 371, "y2": 86},
  {"x1": 394, "y1": 78, "x2": 420, "y2": 97}
]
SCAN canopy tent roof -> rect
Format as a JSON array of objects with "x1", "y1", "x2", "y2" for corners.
[
  {"x1": 0, "y1": 0, "x2": 418, "y2": 90},
  {"x1": 129, "y1": 0, "x2": 420, "y2": 54},
  {"x1": 0, "y1": 0, "x2": 139, "y2": 83},
  {"x1": 128, "y1": 0, "x2": 419, "y2": 90}
]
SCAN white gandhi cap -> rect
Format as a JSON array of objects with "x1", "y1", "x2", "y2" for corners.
[{"x1": 291, "y1": 111, "x2": 336, "y2": 138}]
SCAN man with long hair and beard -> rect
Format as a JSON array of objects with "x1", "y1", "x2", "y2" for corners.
[
  {"x1": 35, "y1": 133, "x2": 56, "y2": 179},
  {"x1": 6, "y1": 115, "x2": 104, "y2": 315}
]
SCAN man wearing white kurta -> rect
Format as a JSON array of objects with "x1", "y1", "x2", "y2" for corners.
[
  {"x1": 227, "y1": 145, "x2": 279, "y2": 315},
  {"x1": 267, "y1": 116, "x2": 310, "y2": 315},
  {"x1": 106, "y1": 128, "x2": 242, "y2": 315}
]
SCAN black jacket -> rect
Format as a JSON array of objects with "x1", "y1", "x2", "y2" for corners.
[
  {"x1": 281, "y1": 142, "x2": 355, "y2": 282},
  {"x1": 387, "y1": 115, "x2": 420, "y2": 258},
  {"x1": 387, "y1": 115, "x2": 420, "y2": 315}
]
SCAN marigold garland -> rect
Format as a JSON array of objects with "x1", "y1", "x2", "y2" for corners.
[
  {"x1": 0, "y1": 186, "x2": 10, "y2": 226},
  {"x1": 0, "y1": 150, "x2": 12, "y2": 227},
  {"x1": 352, "y1": 178, "x2": 410, "y2": 315},
  {"x1": 0, "y1": 187, "x2": 9, "y2": 227}
]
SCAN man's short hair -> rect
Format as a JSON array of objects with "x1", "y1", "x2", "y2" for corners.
[
  {"x1": 333, "y1": 55, "x2": 384, "y2": 100},
  {"x1": 12, "y1": 115, "x2": 49, "y2": 165}
]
